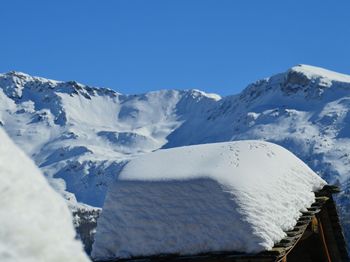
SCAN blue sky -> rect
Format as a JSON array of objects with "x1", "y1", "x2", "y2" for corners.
[{"x1": 1, "y1": 0, "x2": 350, "y2": 96}]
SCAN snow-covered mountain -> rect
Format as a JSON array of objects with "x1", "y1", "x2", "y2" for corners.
[
  {"x1": 0, "y1": 72, "x2": 220, "y2": 207},
  {"x1": 0, "y1": 64, "x2": 349, "y2": 249}
]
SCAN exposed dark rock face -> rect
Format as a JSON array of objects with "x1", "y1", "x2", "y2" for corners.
[{"x1": 73, "y1": 208, "x2": 101, "y2": 255}]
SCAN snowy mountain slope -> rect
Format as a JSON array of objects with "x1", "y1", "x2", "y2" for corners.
[
  {"x1": 0, "y1": 128, "x2": 89, "y2": 262},
  {"x1": 0, "y1": 64, "x2": 349, "y2": 249},
  {"x1": 0, "y1": 72, "x2": 219, "y2": 207}
]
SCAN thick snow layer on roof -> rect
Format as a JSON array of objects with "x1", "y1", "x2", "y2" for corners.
[
  {"x1": 0, "y1": 128, "x2": 90, "y2": 262},
  {"x1": 92, "y1": 141, "x2": 326, "y2": 260}
]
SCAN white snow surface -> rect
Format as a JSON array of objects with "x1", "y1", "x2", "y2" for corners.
[
  {"x1": 92, "y1": 141, "x2": 326, "y2": 260},
  {"x1": 291, "y1": 64, "x2": 350, "y2": 83},
  {"x1": 0, "y1": 128, "x2": 90, "y2": 262}
]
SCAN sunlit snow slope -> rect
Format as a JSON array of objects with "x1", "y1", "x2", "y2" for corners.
[{"x1": 0, "y1": 64, "x2": 349, "y2": 247}]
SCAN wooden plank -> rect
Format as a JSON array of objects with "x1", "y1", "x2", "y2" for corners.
[{"x1": 318, "y1": 217, "x2": 332, "y2": 262}]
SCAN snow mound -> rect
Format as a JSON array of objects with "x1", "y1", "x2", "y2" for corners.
[
  {"x1": 0, "y1": 128, "x2": 89, "y2": 262},
  {"x1": 92, "y1": 141, "x2": 326, "y2": 260}
]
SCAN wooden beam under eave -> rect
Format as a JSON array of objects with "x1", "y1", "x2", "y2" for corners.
[{"x1": 318, "y1": 215, "x2": 332, "y2": 262}]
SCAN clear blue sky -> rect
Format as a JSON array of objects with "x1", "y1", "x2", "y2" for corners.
[{"x1": 1, "y1": 0, "x2": 350, "y2": 96}]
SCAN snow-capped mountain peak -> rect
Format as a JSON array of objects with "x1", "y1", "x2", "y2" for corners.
[
  {"x1": 289, "y1": 64, "x2": 350, "y2": 83},
  {"x1": 278, "y1": 64, "x2": 350, "y2": 97},
  {"x1": 0, "y1": 65, "x2": 349, "y2": 250},
  {"x1": 236, "y1": 64, "x2": 350, "y2": 106}
]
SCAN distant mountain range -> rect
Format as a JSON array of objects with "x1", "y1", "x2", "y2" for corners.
[{"x1": 0, "y1": 64, "x2": 349, "y2": 248}]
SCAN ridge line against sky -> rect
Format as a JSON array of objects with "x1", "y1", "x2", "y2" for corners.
[{"x1": 1, "y1": 0, "x2": 350, "y2": 96}]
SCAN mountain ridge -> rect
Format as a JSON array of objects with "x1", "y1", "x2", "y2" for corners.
[{"x1": 0, "y1": 64, "x2": 349, "y2": 250}]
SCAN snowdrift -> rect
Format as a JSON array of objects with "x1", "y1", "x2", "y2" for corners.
[
  {"x1": 92, "y1": 140, "x2": 326, "y2": 260},
  {"x1": 0, "y1": 128, "x2": 89, "y2": 262}
]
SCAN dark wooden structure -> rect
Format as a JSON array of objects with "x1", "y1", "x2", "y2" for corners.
[{"x1": 98, "y1": 185, "x2": 349, "y2": 262}]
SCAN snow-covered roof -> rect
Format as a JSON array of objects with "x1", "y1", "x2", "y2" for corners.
[
  {"x1": 92, "y1": 141, "x2": 326, "y2": 260},
  {"x1": 0, "y1": 128, "x2": 90, "y2": 262}
]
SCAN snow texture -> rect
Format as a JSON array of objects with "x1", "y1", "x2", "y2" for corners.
[
  {"x1": 0, "y1": 128, "x2": 90, "y2": 262},
  {"x1": 92, "y1": 141, "x2": 326, "y2": 260}
]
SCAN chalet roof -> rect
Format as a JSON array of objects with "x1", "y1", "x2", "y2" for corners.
[
  {"x1": 92, "y1": 141, "x2": 328, "y2": 260},
  {"x1": 95, "y1": 185, "x2": 349, "y2": 262}
]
